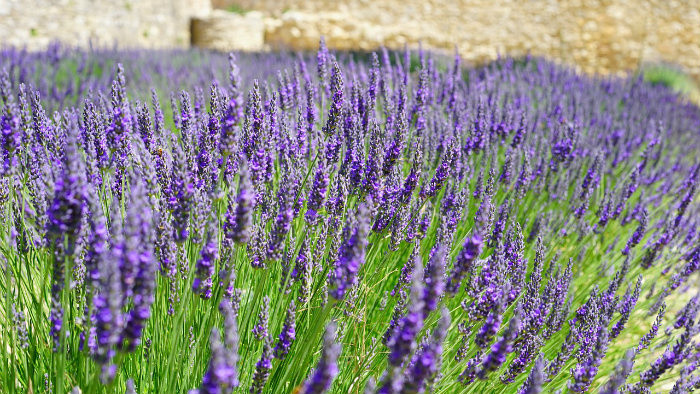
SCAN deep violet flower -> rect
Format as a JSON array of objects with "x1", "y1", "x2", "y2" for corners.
[
  {"x1": 47, "y1": 116, "x2": 87, "y2": 349},
  {"x1": 274, "y1": 301, "x2": 296, "y2": 360},
  {"x1": 301, "y1": 322, "x2": 341, "y2": 394},
  {"x1": 3, "y1": 41, "x2": 700, "y2": 394}
]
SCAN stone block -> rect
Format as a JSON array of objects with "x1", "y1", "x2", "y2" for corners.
[{"x1": 191, "y1": 10, "x2": 265, "y2": 51}]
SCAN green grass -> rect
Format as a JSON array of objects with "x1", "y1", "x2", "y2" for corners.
[
  {"x1": 226, "y1": 4, "x2": 249, "y2": 15},
  {"x1": 641, "y1": 64, "x2": 700, "y2": 105}
]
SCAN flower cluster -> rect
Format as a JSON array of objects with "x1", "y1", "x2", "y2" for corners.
[{"x1": 0, "y1": 40, "x2": 699, "y2": 394}]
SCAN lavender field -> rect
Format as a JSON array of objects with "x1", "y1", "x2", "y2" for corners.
[{"x1": 1, "y1": 42, "x2": 700, "y2": 394}]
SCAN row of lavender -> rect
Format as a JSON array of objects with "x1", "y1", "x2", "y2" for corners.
[{"x1": 1, "y1": 41, "x2": 699, "y2": 393}]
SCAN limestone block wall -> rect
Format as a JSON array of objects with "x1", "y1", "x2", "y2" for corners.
[
  {"x1": 3, "y1": 0, "x2": 699, "y2": 79},
  {"x1": 0, "y1": 0, "x2": 211, "y2": 49},
  {"x1": 217, "y1": 0, "x2": 700, "y2": 78}
]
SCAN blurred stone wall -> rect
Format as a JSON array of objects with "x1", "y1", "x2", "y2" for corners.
[
  {"x1": 0, "y1": 0, "x2": 211, "y2": 49},
  {"x1": 3, "y1": 0, "x2": 698, "y2": 79},
  {"x1": 213, "y1": 0, "x2": 700, "y2": 78}
]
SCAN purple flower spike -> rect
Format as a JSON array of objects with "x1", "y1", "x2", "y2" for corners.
[
  {"x1": 331, "y1": 202, "x2": 371, "y2": 300},
  {"x1": 250, "y1": 336, "x2": 273, "y2": 394},
  {"x1": 274, "y1": 301, "x2": 296, "y2": 360},
  {"x1": 322, "y1": 62, "x2": 344, "y2": 136},
  {"x1": 199, "y1": 329, "x2": 236, "y2": 394},
  {"x1": 301, "y1": 322, "x2": 341, "y2": 394},
  {"x1": 47, "y1": 116, "x2": 87, "y2": 350},
  {"x1": 403, "y1": 307, "x2": 451, "y2": 393},
  {"x1": 252, "y1": 296, "x2": 270, "y2": 341},
  {"x1": 387, "y1": 254, "x2": 425, "y2": 366},
  {"x1": 448, "y1": 233, "x2": 483, "y2": 294},
  {"x1": 193, "y1": 222, "x2": 219, "y2": 300},
  {"x1": 518, "y1": 355, "x2": 544, "y2": 394},
  {"x1": 423, "y1": 244, "x2": 446, "y2": 318},
  {"x1": 305, "y1": 159, "x2": 329, "y2": 225},
  {"x1": 420, "y1": 140, "x2": 456, "y2": 199},
  {"x1": 170, "y1": 145, "x2": 194, "y2": 244},
  {"x1": 476, "y1": 306, "x2": 521, "y2": 380},
  {"x1": 568, "y1": 325, "x2": 609, "y2": 393},
  {"x1": 224, "y1": 165, "x2": 255, "y2": 245},
  {"x1": 120, "y1": 176, "x2": 156, "y2": 351}
]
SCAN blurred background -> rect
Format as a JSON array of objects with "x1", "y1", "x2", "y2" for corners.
[{"x1": 1, "y1": 0, "x2": 699, "y2": 99}]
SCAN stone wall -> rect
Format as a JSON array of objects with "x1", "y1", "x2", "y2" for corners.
[
  {"x1": 3, "y1": 0, "x2": 699, "y2": 79},
  {"x1": 0, "y1": 0, "x2": 211, "y2": 50},
  {"x1": 214, "y1": 0, "x2": 700, "y2": 78}
]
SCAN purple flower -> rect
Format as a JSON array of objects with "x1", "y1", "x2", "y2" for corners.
[
  {"x1": 568, "y1": 325, "x2": 608, "y2": 393},
  {"x1": 1, "y1": 98, "x2": 21, "y2": 175},
  {"x1": 474, "y1": 285, "x2": 509, "y2": 349},
  {"x1": 382, "y1": 111, "x2": 407, "y2": 177},
  {"x1": 301, "y1": 322, "x2": 341, "y2": 394},
  {"x1": 317, "y1": 37, "x2": 329, "y2": 89},
  {"x1": 274, "y1": 301, "x2": 296, "y2": 360},
  {"x1": 220, "y1": 55, "x2": 244, "y2": 156},
  {"x1": 224, "y1": 165, "x2": 255, "y2": 245},
  {"x1": 250, "y1": 336, "x2": 273, "y2": 394},
  {"x1": 199, "y1": 329, "x2": 237, "y2": 394},
  {"x1": 331, "y1": 202, "x2": 370, "y2": 300},
  {"x1": 305, "y1": 159, "x2": 329, "y2": 225},
  {"x1": 266, "y1": 180, "x2": 295, "y2": 262},
  {"x1": 93, "y1": 200, "x2": 125, "y2": 383},
  {"x1": 403, "y1": 307, "x2": 451, "y2": 393},
  {"x1": 501, "y1": 333, "x2": 543, "y2": 383},
  {"x1": 517, "y1": 355, "x2": 544, "y2": 394},
  {"x1": 170, "y1": 145, "x2": 194, "y2": 243},
  {"x1": 387, "y1": 254, "x2": 425, "y2": 366},
  {"x1": 46, "y1": 116, "x2": 86, "y2": 349},
  {"x1": 193, "y1": 223, "x2": 219, "y2": 300},
  {"x1": 107, "y1": 64, "x2": 134, "y2": 200},
  {"x1": 609, "y1": 276, "x2": 642, "y2": 339},
  {"x1": 622, "y1": 209, "x2": 647, "y2": 255},
  {"x1": 423, "y1": 244, "x2": 446, "y2": 318},
  {"x1": 458, "y1": 352, "x2": 482, "y2": 385},
  {"x1": 476, "y1": 307, "x2": 521, "y2": 380},
  {"x1": 322, "y1": 62, "x2": 344, "y2": 136},
  {"x1": 399, "y1": 146, "x2": 423, "y2": 204},
  {"x1": 156, "y1": 211, "x2": 177, "y2": 279},
  {"x1": 84, "y1": 188, "x2": 108, "y2": 291},
  {"x1": 197, "y1": 300, "x2": 239, "y2": 394},
  {"x1": 673, "y1": 296, "x2": 699, "y2": 330},
  {"x1": 636, "y1": 318, "x2": 693, "y2": 391},
  {"x1": 420, "y1": 140, "x2": 456, "y2": 199},
  {"x1": 447, "y1": 234, "x2": 482, "y2": 294},
  {"x1": 252, "y1": 296, "x2": 270, "y2": 341},
  {"x1": 120, "y1": 177, "x2": 156, "y2": 351}
]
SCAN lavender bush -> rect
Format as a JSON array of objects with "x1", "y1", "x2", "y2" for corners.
[{"x1": 0, "y1": 41, "x2": 699, "y2": 394}]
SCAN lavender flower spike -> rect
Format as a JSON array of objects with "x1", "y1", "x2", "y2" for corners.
[
  {"x1": 476, "y1": 306, "x2": 521, "y2": 380},
  {"x1": 301, "y1": 322, "x2": 341, "y2": 394},
  {"x1": 252, "y1": 296, "x2": 270, "y2": 341},
  {"x1": 403, "y1": 307, "x2": 451, "y2": 393},
  {"x1": 193, "y1": 221, "x2": 219, "y2": 300},
  {"x1": 224, "y1": 165, "x2": 255, "y2": 245},
  {"x1": 47, "y1": 116, "x2": 87, "y2": 349},
  {"x1": 331, "y1": 202, "x2": 371, "y2": 300},
  {"x1": 199, "y1": 329, "x2": 237, "y2": 394},
  {"x1": 250, "y1": 336, "x2": 273, "y2": 394},
  {"x1": 447, "y1": 233, "x2": 483, "y2": 294},
  {"x1": 274, "y1": 300, "x2": 296, "y2": 360},
  {"x1": 386, "y1": 252, "x2": 425, "y2": 366},
  {"x1": 121, "y1": 176, "x2": 157, "y2": 351},
  {"x1": 568, "y1": 325, "x2": 609, "y2": 393},
  {"x1": 518, "y1": 355, "x2": 545, "y2": 394}
]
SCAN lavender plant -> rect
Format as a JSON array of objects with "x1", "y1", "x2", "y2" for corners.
[{"x1": 0, "y1": 41, "x2": 699, "y2": 394}]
